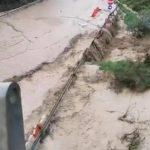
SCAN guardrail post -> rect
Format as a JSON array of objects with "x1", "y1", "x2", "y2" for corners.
[{"x1": 0, "y1": 82, "x2": 26, "y2": 150}]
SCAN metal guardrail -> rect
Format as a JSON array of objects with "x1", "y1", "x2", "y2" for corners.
[{"x1": 27, "y1": 7, "x2": 118, "y2": 150}]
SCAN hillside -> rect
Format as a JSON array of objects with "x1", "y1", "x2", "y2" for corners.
[{"x1": 120, "y1": 0, "x2": 150, "y2": 12}]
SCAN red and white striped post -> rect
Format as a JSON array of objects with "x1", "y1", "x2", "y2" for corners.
[{"x1": 25, "y1": 115, "x2": 48, "y2": 150}]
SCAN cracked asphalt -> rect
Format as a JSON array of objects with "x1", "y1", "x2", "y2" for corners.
[{"x1": 0, "y1": 0, "x2": 114, "y2": 81}]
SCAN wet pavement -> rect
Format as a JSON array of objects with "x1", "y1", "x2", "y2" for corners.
[{"x1": 0, "y1": 0, "x2": 113, "y2": 81}]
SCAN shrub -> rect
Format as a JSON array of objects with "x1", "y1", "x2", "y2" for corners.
[
  {"x1": 119, "y1": 0, "x2": 150, "y2": 12},
  {"x1": 99, "y1": 58, "x2": 150, "y2": 92},
  {"x1": 124, "y1": 12, "x2": 139, "y2": 30},
  {"x1": 124, "y1": 10, "x2": 150, "y2": 37},
  {"x1": 139, "y1": 9, "x2": 150, "y2": 33}
]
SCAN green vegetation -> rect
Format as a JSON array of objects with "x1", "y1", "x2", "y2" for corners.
[
  {"x1": 119, "y1": 0, "x2": 150, "y2": 12},
  {"x1": 0, "y1": 0, "x2": 37, "y2": 12},
  {"x1": 129, "y1": 144, "x2": 139, "y2": 150},
  {"x1": 121, "y1": 129, "x2": 141, "y2": 150},
  {"x1": 124, "y1": 12, "x2": 140, "y2": 36},
  {"x1": 124, "y1": 10, "x2": 150, "y2": 37},
  {"x1": 118, "y1": 0, "x2": 150, "y2": 37},
  {"x1": 99, "y1": 57, "x2": 150, "y2": 92}
]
